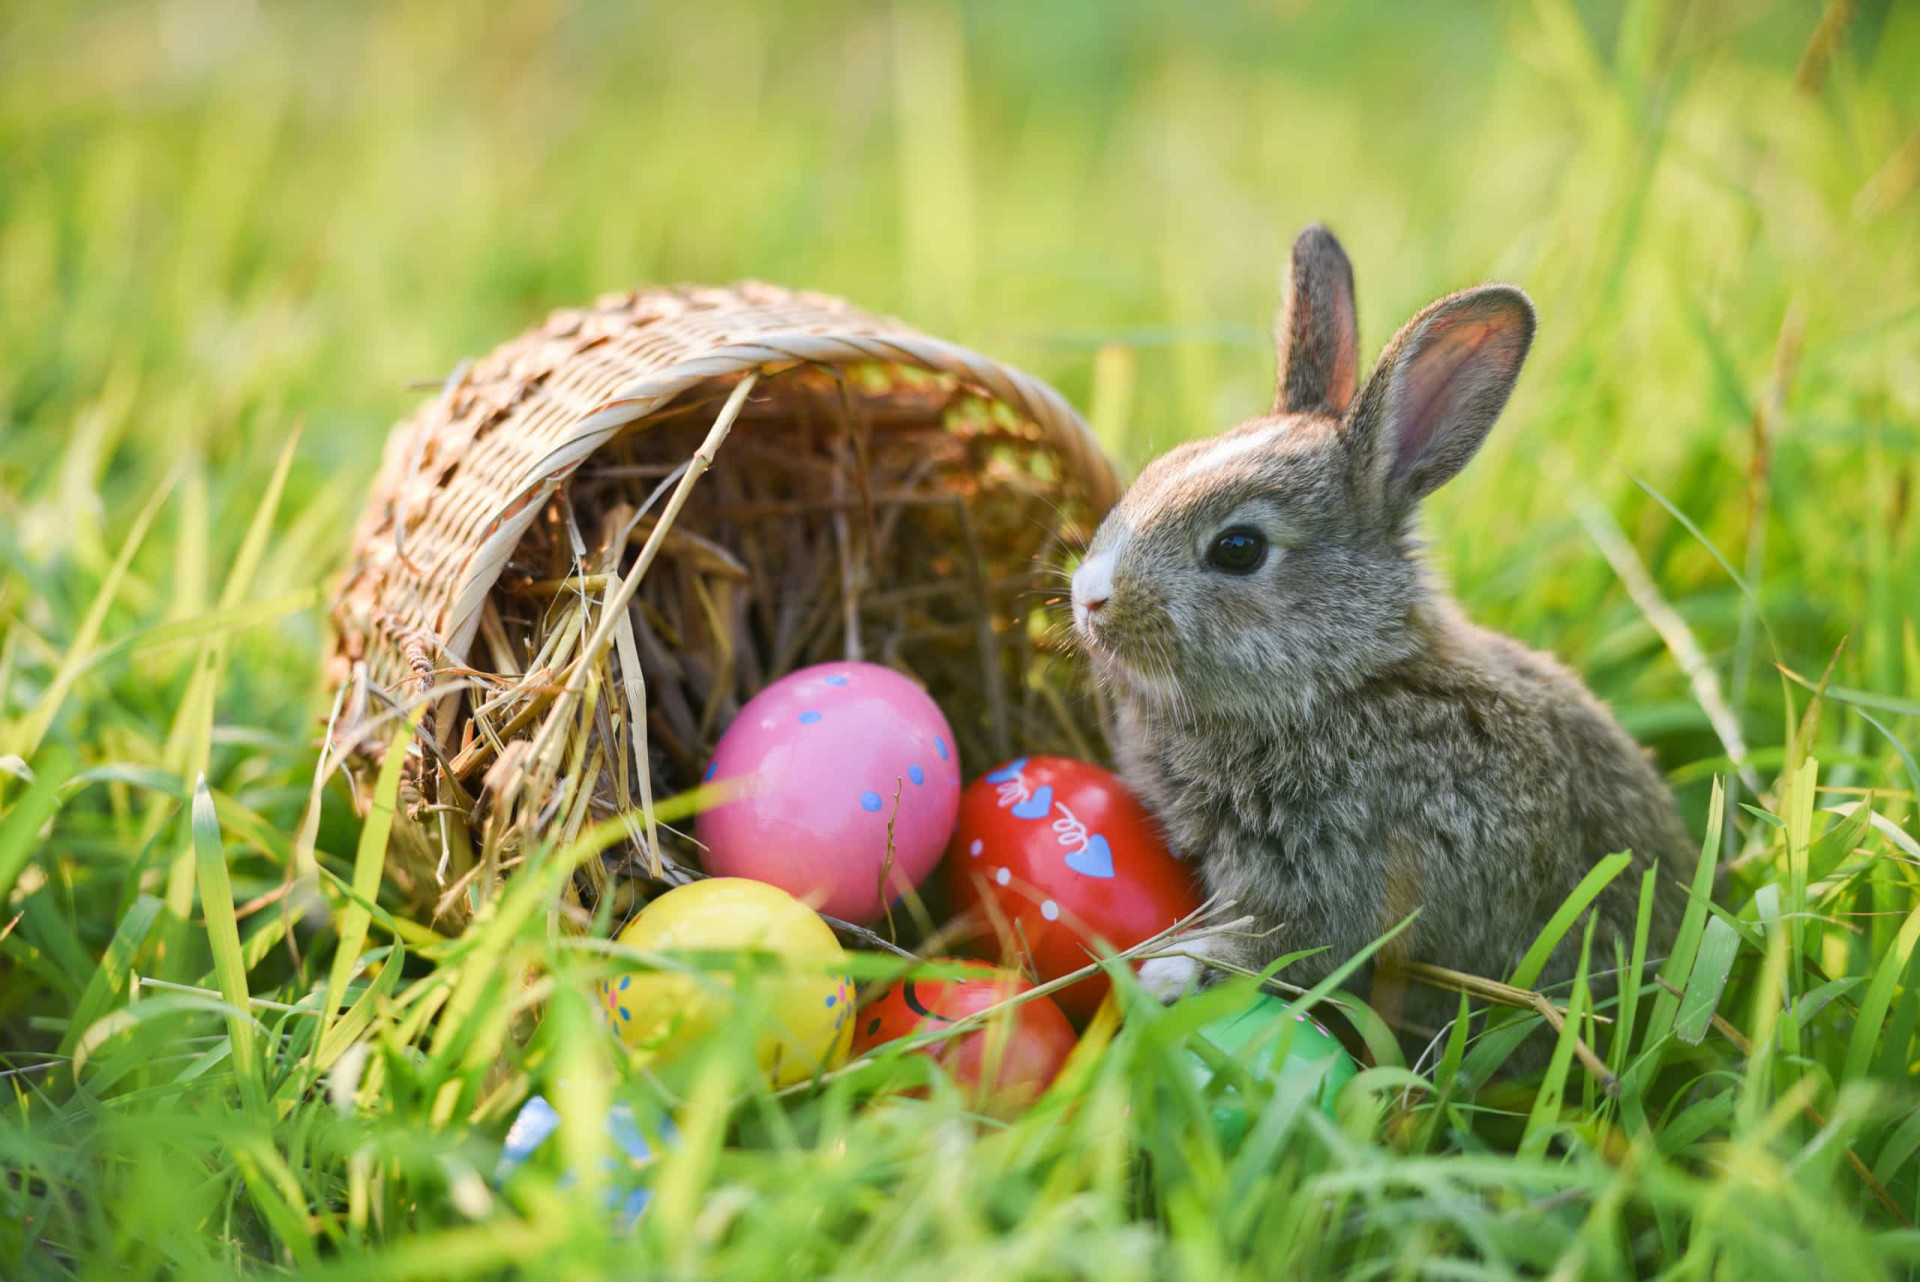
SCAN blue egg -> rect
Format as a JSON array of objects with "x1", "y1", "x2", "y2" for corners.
[{"x1": 494, "y1": 1094, "x2": 671, "y2": 1230}]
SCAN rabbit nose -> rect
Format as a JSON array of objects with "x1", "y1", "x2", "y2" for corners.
[{"x1": 1073, "y1": 547, "x2": 1118, "y2": 618}]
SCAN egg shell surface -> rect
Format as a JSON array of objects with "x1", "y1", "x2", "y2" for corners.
[
  {"x1": 698, "y1": 662, "x2": 961, "y2": 922},
  {"x1": 853, "y1": 960, "x2": 1078, "y2": 1118},
  {"x1": 944, "y1": 756, "x2": 1201, "y2": 1020},
  {"x1": 598, "y1": 877, "x2": 854, "y2": 1086},
  {"x1": 1187, "y1": 992, "x2": 1357, "y2": 1144}
]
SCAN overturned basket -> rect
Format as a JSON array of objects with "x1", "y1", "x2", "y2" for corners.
[{"x1": 328, "y1": 282, "x2": 1122, "y2": 925}]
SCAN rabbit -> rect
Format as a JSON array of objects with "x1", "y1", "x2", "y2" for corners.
[{"x1": 1070, "y1": 224, "x2": 1691, "y2": 1059}]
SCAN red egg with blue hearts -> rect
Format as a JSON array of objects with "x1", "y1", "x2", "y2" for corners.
[
  {"x1": 698, "y1": 661, "x2": 962, "y2": 923},
  {"x1": 943, "y1": 756, "x2": 1201, "y2": 1020},
  {"x1": 853, "y1": 960, "x2": 1078, "y2": 1117}
]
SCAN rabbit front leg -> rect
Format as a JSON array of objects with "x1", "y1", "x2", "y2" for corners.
[
  {"x1": 1137, "y1": 931, "x2": 1226, "y2": 1000},
  {"x1": 1135, "y1": 912, "x2": 1280, "y2": 1000}
]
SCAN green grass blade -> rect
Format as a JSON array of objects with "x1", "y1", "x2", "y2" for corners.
[
  {"x1": 424, "y1": 805, "x2": 704, "y2": 1072},
  {"x1": 1628, "y1": 473, "x2": 1757, "y2": 603},
  {"x1": 198, "y1": 913, "x2": 295, "y2": 994},
  {"x1": 1674, "y1": 916, "x2": 1742, "y2": 1046},
  {"x1": 1845, "y1": 894, "x2": 1920, "y2": 1083},
  {"x1": 216, "y1": 424, "x2": 302, "y2": 614},
  {"x1": 192, "y1": 773, "x2": 262, "y2": 1108},
  {"x1": 69, "y1": 991, "x2": 268, "y2": 1079},
  {"x1": 1735, "y1": 920, "x2": 1791, "y2": 1133},
  {"x1": 313, "y1": 861, "x2": 441, "y2": 949},
  {"x1": 1522, "y1": 914, "x2": 1595, "y2": 1158},
  {"x1": 157, "y1": 432, "x2": 303, "y2": 920},
  {"x1": 70, "y1": 588, "x2": 318, "y2": 682},
  {"x1": 1782, "y1": 757, "x2": 1818, "y2": 998},
  {"x1": 1874, "y1": 983, "x2": 1920, "y2": 1083},
  {"x1": 0, "y1": 746, "x2": 76, "y2": 904},
  {"x1": 59, "y1": 894, "x2": 166, "y2": 1057},
  {"x1": 230, "y1": 1132, "x2": 320, "y2": 1266},
  {"x1": 1871, "y1": 1105, "x2": 1920, "y2": 1186},
  {"x1": 308, "y1": 943, "x2": 403, "y2": 1079},
  {"x1": 21, "y1": 886, "x2": 95, "y2": 995},
  {"x1": 1509, "y1": 851, "x2": 1632, "y2": 990},
  {"x1": 1780, "y1": 673, "x2": 1920, "y2": 721},
  {"x1": 1858, "y1": 710, "x2": 1920, "y2": 800},
  {"x1": 1611, "y1": 867, "x2": 1657, "y2": 1075},
  {"x1": 1414, "y1": 988, "x2": 1475, "y2": 1153},
  {"x1": 547, "y1": 981, "x2": 614, "y2": 1218},
  {"x1": 1646, "y1": 777, "x2": 1726, "y2": 1049},
  {"x1": 1808, "y1": 802, "x2": 1877, "y2": 885},
  {"x1": 8, "y1": 472, "x2": 176, "y2": 759},
  {"x1": 321, "y1": 717, "x2": 413, "y2": 1039}
]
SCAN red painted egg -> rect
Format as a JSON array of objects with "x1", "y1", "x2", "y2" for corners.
[
  {"x1": 943, "y1": 756, "x2": 1201, "y2": 1020},
  {"x1": 853, "y1": 960, "x2": 1078, "y2": 1117}
]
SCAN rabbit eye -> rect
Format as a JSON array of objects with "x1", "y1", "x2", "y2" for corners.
[{"x1": 1206, "y1": 527, "x2": 1267, "y2": 574}]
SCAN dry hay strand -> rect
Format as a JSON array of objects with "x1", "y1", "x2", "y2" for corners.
[{"x1": 327, "y1": 282, "x2": 1121, "y2": 929}]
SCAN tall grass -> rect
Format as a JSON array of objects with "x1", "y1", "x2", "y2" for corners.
[{"x1": 3, "y1": 1, "x2": 1919, "y2": 1277}]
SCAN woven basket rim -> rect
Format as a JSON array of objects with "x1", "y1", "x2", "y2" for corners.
[
  {"x1": 429, "y1": 317, "x2": 1120, "y2": 679},
  {"x1": 326, "y1": 281, "x2": 1123, "y2": 914}
]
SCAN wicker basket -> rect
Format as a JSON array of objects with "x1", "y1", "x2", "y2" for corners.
[{"x1": 328, "y1": 282, "x2": 1121, "y2": 925}]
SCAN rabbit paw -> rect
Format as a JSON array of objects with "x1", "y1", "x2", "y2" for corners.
[{"x1": 1138, "y1": 936, "x2": 1219, "y2": 1002}]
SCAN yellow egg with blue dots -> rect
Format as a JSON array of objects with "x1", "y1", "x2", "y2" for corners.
[{"x1": 598, "y1": 877, "x2": 853, "y2": 1085}]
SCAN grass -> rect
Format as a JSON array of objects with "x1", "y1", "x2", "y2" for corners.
[{"x1": 3, "y1": 0, "x2": 1920, "y2": 1276}]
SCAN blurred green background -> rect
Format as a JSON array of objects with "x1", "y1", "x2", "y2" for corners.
[
  {"x1": 4, "y1": 0, "x2": 1916, "y2": 797},
  {"x1": 5, "y1": 3, "x2": 1920, "y2": 1276}
]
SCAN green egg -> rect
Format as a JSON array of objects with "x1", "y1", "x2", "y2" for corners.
[{"x1": 1186, "y1": 993, "x2": 1358, "y2": 1147}]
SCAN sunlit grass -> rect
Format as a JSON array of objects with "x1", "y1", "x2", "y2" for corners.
[{"x1": 3, "y1": 1, "x2": 1919, "y2": 1277}]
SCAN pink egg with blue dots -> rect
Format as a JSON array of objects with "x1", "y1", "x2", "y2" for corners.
[{"x1": 696, "y1": 661, "x2": 962, "y2": 922}]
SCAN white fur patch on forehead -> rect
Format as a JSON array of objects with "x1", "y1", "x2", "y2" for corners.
[{"x1": 1170, "y1": 422, "x2": 1291, "y2": 480}]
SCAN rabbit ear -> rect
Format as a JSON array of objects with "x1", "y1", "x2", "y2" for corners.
[
  {"x1": 1344, "y1": 284, "x2": 1535, "y2": 516},
  {"x1": 1273, "y1": 224, "x2": 1360, "y2": 416}
]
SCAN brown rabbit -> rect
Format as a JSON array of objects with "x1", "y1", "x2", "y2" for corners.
[{"x1": 1071, "y1": 225, "x2": 1690, "y2": 1055}]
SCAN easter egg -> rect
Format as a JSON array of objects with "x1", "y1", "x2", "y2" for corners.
[
  {"x1": 1187, "y1": 994, "x2": 1357, "y2": 1145},
  {"x1": 698, "y1": 661, "x2": 962, "y2": 922},
  {"x1": 853, "y1": 960, "x2": 1078, "y2": 1117},
  {"x1": 493, "y1": 1093, "x2": 671, "y2": 1227},
  {"x1": 597, "y1": 878, "x2": 854, "y2": 1085},
  {"x1": 944, "y1": 756, "x2": 1201, "y2": 1020}
]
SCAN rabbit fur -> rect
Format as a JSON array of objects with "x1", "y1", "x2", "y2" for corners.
[{"x1": 1071, "y1": 225, "x2": 1691, "y2": 1053}]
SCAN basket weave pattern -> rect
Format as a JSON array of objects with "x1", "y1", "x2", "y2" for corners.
[{"x1": 329, "y1": 282, "x2": 1119, "y2": 919}]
